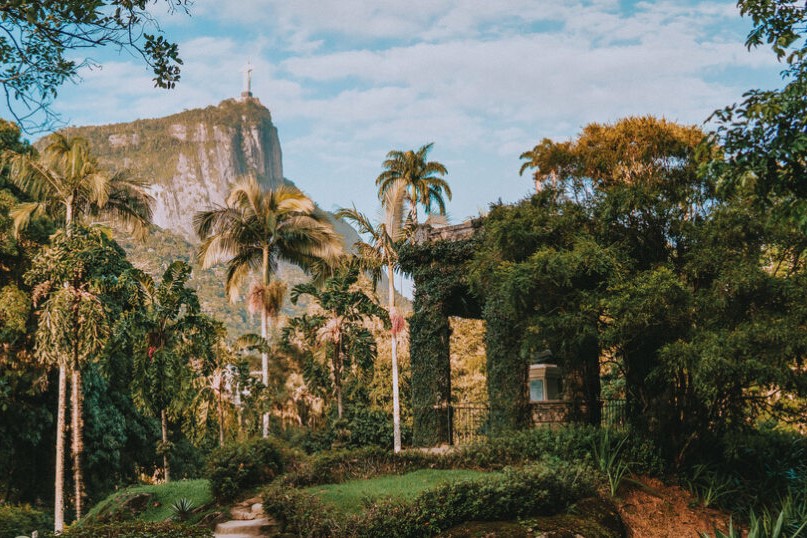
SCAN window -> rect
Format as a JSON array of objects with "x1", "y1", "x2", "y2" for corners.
[{"x1": 529, "y1": 379, "x2": 544, "y2": 402}]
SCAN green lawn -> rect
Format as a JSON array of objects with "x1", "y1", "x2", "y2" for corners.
[
  {"x1": 83, "y1": 479, "x2": 212, "y2": 523},
  {"x1": 303, "y1": 469, "x2": 490, "y2": 514}
]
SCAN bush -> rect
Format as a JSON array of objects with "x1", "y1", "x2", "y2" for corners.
[
  {"x1": 263, "y1": 460, "x2": 598, "y2": 538},
  {"x1": 205, "y1": 437, "x2": 287, "y2": 500},
  {"x1": 280, "y1": 447, "x2": 446, "y2": 488},
  {"x1": 453, "y1": 424, "x2": 599, "y2": 469},
  {"x1": 0, "y1": 504, "x2": 51, "y2": 538},
  {"x1": 47, "y1": 521, "x2": 212, "y2": 538}
]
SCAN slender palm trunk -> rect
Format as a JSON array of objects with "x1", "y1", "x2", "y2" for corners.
[
  {"x1": 334, "y1": 344, "x2": 343, "y2": 419},
  {"x1": 54, "y1": 201, "x2": 74, "y2": 530},
  {"x1": 261, "y1": 245, "x2": 270, "y2": 438},
  {"x1": 217, "y1": 382, "x2": 225, "y2": 447},
  {"x1": 161, "y1": 409, "x2": 171, "y2": 482},
  {"x1": 71, "y1": 368, "x2": 84, "y2": 520},
  {"x1": 54, "y1": 366, "x2": 67, "y2": 532},
  {"x1": 388, "y1": 262, "x2": 402, "y2": 453}
]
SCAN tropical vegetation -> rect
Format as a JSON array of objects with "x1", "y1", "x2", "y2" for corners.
[{"x1": 0, "y1": 2, "x2": 806, "y2": 536}]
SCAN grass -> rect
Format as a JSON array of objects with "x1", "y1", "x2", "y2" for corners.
[
  {"x1": 302, "y1": 469, "x2": 490, "y2": 514},
  {"x1": 83, "y1": 479, "x2": 212, "y2": 523}
]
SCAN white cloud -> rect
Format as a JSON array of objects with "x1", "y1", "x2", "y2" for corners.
[{"x1": 28, "y1": 0, "x2": 785, "y2": 229}]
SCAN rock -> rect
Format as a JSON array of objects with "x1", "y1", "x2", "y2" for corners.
[{"x1": 60, "y1": 98, "x2": 284, "y2": 241}]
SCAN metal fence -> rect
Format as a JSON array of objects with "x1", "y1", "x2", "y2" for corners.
[
  {"x1": 417, "y1": 398, "x2": 627, "y2": 446},
  {"x1": 600, "y1": 399, "x2": 627, "y2": 429},
  {"x1": 450, "y1": 403, "x2": 490, "y2": 445}
]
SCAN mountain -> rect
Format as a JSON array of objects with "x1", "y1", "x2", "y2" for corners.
[
  {"x1": 63, "y1": 97, "x2": 285, "y2": 240},
  {"x1": 58, "y1": 96, "x2": 368, "y2": 337}
]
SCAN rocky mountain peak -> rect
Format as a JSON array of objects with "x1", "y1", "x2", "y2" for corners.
[{"x1": 63, "y1": 98, "x2": 285, "y2": 240}]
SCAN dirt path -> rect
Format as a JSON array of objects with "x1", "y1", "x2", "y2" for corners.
[{"x1": 614, "y1": 476, "x2": 735, "y2": 537}]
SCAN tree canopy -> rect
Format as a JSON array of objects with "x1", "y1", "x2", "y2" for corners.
[{"x1": 0, "y1": 0, "x2": 187, "y2": 131}]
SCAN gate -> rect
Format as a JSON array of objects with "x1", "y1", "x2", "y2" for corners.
[{"x1": 449, "y1": 403, "x2": 489, "y2": 445}]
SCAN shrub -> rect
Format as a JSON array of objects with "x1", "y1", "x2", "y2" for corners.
[
  {"x1": 48, "y1": 521, "x2": 212, "y2": 538},
  {"x1": 262, "y1": 485, "x2": 344, "y2": 538},
  {"x1": 454, "y1": 424, "x2": 600, "y2": 469},
  {"x1": 0, "y1": 504, "x2": 51, "y2": 538},
  {"x1": 205, "y1": 437, "x2": 287, "y2": 500},
  {"x1": 264, "y1": 460, "x2": 598, "y2": 538},
  {"x1": 280, "y1": 447, "x2": 446, "y2": 488}
]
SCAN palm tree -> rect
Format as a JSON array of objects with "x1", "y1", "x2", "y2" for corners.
[
  {"x1": 194, "y1": 176, "x2": 342, "y2": 437},
  {"x1": 336, "y1": 181, "x2": 407, "y2": 451},
  {"x1": 5, "y1": 133, "x2": 152, "y2": 531},
  {"x1": 375, "y1": 143, "x2": 450, "y2": 227},
  {"x1": 122, "y1": 261, "x2": 214, "y2": 482}
]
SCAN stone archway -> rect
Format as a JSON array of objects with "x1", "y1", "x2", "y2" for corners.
[{"x1": 399, "y1": 220, "x2": 601, "y2": 447}]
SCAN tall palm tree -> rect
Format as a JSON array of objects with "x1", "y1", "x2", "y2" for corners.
[
  {"x1": 336, "y1": 181, "x2": 407, "y2": 452},
  {"x1": 5, "y1": 133, "x2": 152, "y2": 531},
  {"x1": 375, "y1": 143, "x2": 450, "y2": 227},
  {"x1": 194, "y1": 176, "x2": 342, "y2": 437}
]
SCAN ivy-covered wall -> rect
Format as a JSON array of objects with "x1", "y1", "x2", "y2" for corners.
[
  {"x1": 482, "y1": 290, "x2": 532, "y2": 433},
  {"x1": 399, "y1": 236, "x2": 481, "y2": 446}
]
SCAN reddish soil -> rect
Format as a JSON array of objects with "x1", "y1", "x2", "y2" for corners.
[{"x1": 615, "y1": 476, "x2": 736, "y2": 538}]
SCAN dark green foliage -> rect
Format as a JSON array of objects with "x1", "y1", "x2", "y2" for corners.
[
  {"x1": 279, "y1": 446, "x2": 443, "y2": 488},
  {"x1": 398, "y1": 237, "x2": 480, "y2": 444},
  {"x1": 261, "y1": 486, "x2": 343, "y2": 538},
  {"x1": 205, "y1": 437, "x2": 287, "y2": 500},
  {"x1": 0, "y1": 504, "x2": 51, "y2": 538},
  {"x1": 709, "y1": 1, "x2": 807, "y2": 231},
  {"x1": 285, "y1": 266, "x2": 388, "y2": 419},
  {"x1": 50, "y1": 521, "x2": 212, "y2": 538},
  {"x1": 264, "y1": 462, "x2": 597, "y2": 538},
  {"x1": 454, "y1": 424, "x2": 662, "y2": 476}
]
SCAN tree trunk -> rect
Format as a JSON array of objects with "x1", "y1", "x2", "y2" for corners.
[
  {"x1": 217, "y1": 382, "x2": 225, "y2": 447},
  {"x1": 261, "y1": 246, "x2": 270, "y2": 438},
  {"x1": 54, "y1": 366, "x2": 67, "y2": 533},
  {"x1": 161, "y1": 409, "x2": 171, "y2": 482},
  {"x1": 54, "y1": 198, "x2": 72, "y2": 531},
  {"x1": 261, "y1": 308, "x2": 269, "y2": 438},
  {"x1": 71, "y1": 368, "x2": 84, "y2": 521},
  {"x1": 334, "y1": 345, "x2": 343, "y2": 419},
  {"x1": 388, "y1": 262, "x2": 402, "y2": 453}
]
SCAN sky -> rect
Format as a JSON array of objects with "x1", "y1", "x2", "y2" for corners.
[{"x1": 7, "y1": 0, "x2": 788, "y2": 228}]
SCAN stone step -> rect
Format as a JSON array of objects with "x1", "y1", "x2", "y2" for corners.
[
  {"x1": 230, "y1": 501, "x2": 265, "y2": 520},
  {"x1": 214, "y1": 517, "x2": 275, "y2": 537},
  {"x1": 215, "y1": 534, "x2": 269, "y2": 538}
]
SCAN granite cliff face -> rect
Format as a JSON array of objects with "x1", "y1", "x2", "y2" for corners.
[
  {"x1": 57, "y1": 97, "x2": 369, "y2": 337},
  {"x1": 64, "y1": 97, "x2": 285, "y2": 239}
]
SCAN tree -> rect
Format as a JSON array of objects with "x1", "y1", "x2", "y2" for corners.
[
  {"x1": 7, "y1": 133, "x2": 151, "y2": 530},
  {"x1": 519, "y1": 117, "x2": 712, "y2": 447},
  {"x1": 284, "y1": 265, "x2": 388, "y2": 419},
  {"x1": 185, "y1": 324, "x2": 238, "y2": 447},
  {"x1": 194, "y1": 176, "x2": 342, "y2": 437},
  {"x1": 375, "y1": 143, "x2": 450, "y2": 227},
  {"x1": 117, "y1": 261, "x2": 215, "y2": 482},
  {"x1": 336, "y1": 181, "x2": 407, "y2": 451},
  {"x1": 24, "y1": 226, "x2": 132, "y2": 529},
  {"x1": 5, "y1": 133, "x2": 153, "y2": 239},
  {"x1": 708, "y1": 1, "x2": 807, "y2": 232},
  {"x1": 0, "y1": 0, "x2": 187, "y2": 131}
]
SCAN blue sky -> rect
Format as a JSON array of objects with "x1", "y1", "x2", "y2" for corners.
[{"x1": 10, "y1": 0, "x2": 787, "y2": 227}]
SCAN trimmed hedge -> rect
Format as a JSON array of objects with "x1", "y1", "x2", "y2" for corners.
[
  {"x1": 205, "y1": 437, "x2": 288, "y2": 500},
  {"x1": 0, "y1": 504, "x2": 51, "y2": 538},
  {"x1": 46, "y1": 521, "x2": 212, "y2": 538},
  {"x1": 280, "y1": 447, "x2": 445, "y2": 488},
  {"x1": 263, "y1": 461, "x2": 598, "y2": 538}
]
